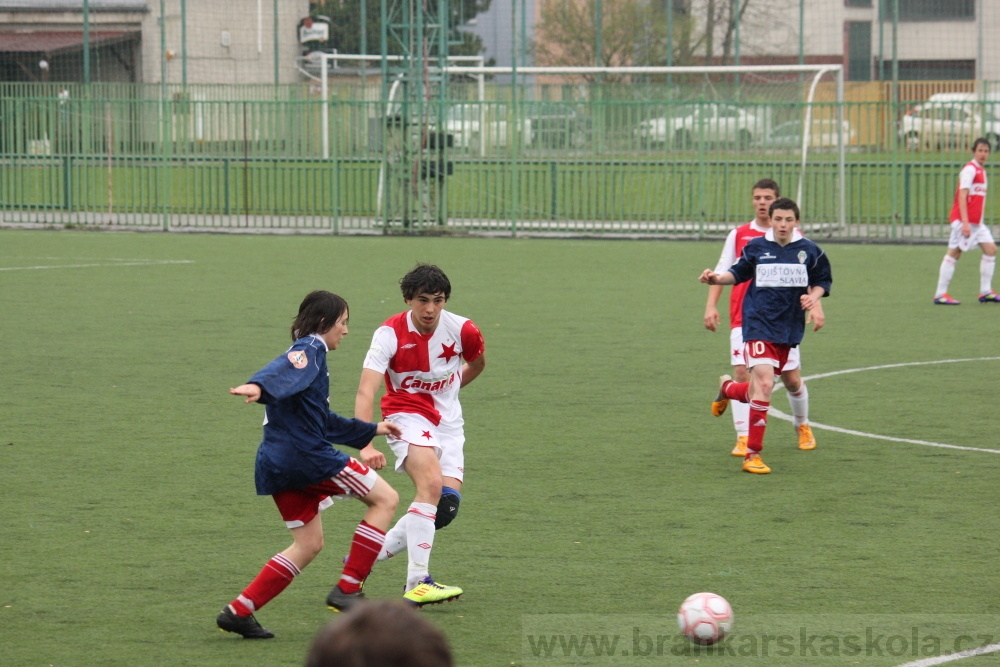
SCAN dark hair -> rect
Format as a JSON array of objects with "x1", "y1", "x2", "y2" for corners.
[
  {"x1": 400, "y1": 263, "x2": 451, "y2": 301},
  {"x1": 972, "y1": 137, "x2": 992, "y2": 152},
  {"x1": 768, "y1": 197, "x2": 800, "y2": 221},
  {"x1": 752, "y1": 178, "x2": 780, "y2": 197},
  {"x1": 304, "y1": 600, "x2": 454, "y2": 667},
  {"x1": 290, "y1": 290, "x2": 349, "y2": 341}
]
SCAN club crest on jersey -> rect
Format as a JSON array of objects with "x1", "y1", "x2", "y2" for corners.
[
  {"x1": 287, "y1": 350, "x2": 308, "y2": 369},
  {"x1": 797, "y1": 251, "x2": 807, "y2": 264}
]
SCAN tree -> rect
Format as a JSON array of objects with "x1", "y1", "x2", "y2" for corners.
[
  {"x1": 533, "y1": 0, "x2": 680, "y2": 77},
  {"x1": 533, "y1": 0, "x2": 790, "y2": 75}
]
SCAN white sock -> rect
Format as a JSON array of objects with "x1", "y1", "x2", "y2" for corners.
[
  {"x1": 732, "y1": 400, "x2": 749, "y2": 439},
  {"x1": 377, "y1": 515, "x2": 408, "y2": 561},
  {"x1": 787, "y1": 383, "x2": 809, "y2": 429},
  {"x1": 980, "y1": 255, "x2": 995, "y2": 295},
  {"x1": 404, "y1": 502, "x2": 437, "y2": 590},
  {"x1": 936, "y1": 255, "x2": 957, "y2": 297}
]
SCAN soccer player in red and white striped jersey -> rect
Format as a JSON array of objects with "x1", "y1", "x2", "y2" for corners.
[
  {"x1": 934, "y1": 138, "x2": 998, "y2": 305},
  {"x1": 356, "y1": 264, "x2": 486, "y2": 606}
]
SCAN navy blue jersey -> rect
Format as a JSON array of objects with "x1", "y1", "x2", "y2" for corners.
[
  {"x1": 728, "y1": 232, "x2": 832, "y2": 347},
  {"x1": 246, "y1": 334, "x2": 377, "y2": 496}
]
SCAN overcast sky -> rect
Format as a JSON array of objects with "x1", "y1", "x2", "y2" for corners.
[{"x1": 461, "y1": 0, "x2": 534, "y2": 68}]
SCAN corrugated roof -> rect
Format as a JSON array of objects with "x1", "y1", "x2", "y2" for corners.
[{"x1": 0, "y1": 30, "x2": 138, "y2": 54}]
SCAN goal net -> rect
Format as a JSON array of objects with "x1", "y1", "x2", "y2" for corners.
[{"x1": 440, "y1": 63, "x2": 847, "y2": 232}]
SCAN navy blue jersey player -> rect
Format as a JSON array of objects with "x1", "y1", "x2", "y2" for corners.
[
  {"x1": 699, "y1": 198, "x2": 832, "y2": 475},
  {"x1": 216, "y1": 291, "x2": 402, "y2": 640}
]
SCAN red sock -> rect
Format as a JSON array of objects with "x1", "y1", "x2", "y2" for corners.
[
  {"x1": 338, "y1": 521, "x2": 386, "y2": 594},
  {"x1": 723, "y1": 381, "x2": 750, "y2": 403},
  {"x1": 747, "y1": 400, "x2": 770, "y2": 455},
  {"x1": 230, "y1": 553, "x2": 300, "y2": 616}
]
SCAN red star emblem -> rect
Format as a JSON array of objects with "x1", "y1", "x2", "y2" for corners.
[
  {"x1": 438, "y1": 342, "x2": 458, "y2": 362},
  {"x1": 732, "y1": 348, "x2": 742, "y2": 358},
  {"x1": 422, "y1": 431, "x2": 433, "y2": 440}
]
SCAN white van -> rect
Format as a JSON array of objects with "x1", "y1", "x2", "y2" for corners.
[{"x1": 899, "y1": 93, "x2": 1000, "y2": 151}]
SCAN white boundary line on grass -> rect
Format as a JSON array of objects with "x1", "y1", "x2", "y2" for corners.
[
  {"x1": 0, "y1": 259, "x2": 194, "y2": 271},
  {"x1": 768, "y1": 357, "x2": 1000, "y2": 666},
  {"x1": 769, "y1": 357, "x2": 1000, "y2": 455},
  {"x1": 894, "y1": 642, "x2": 1000, "y2": 666}
]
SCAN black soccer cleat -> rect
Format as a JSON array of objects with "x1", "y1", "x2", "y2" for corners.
[
  {"x1": 326, "y1": 584, "x2": 365, "y2": 612},
  {"x1": 216, "y1": 606, "x2": 275, "y2": 639}
]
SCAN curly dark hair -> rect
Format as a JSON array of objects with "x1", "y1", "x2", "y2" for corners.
[{"x1": 399, "y1": 263, "x2": 451, "y2": 301}]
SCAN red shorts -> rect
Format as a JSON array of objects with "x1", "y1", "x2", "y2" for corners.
[
  {"x1": 743, "y1": 340, "x2": 793, "y2": 373},
  {"x1": 271, "y1": 458, "x2": 376, "y2": 529}
]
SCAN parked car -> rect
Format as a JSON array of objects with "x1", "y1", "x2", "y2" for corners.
[
  {"x1": 898, "y1": 95, "x2": 1000, "y2": 151},
  {"x1": 634, "y1": 103, "x2": 759, "y2": 149},
  {"x1": 442, "y1": 104, "x2": 531, "y2": 150},
  {"x1": 524, "y1": 102, "x2": 590, "y2": 148},
  {"x1": 755, "y1": 119, "x2": 855, "y2": 149}
]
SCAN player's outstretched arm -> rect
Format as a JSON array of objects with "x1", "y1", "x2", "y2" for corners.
[
  {"x1": 355, "y1": 368, "x2": 387, "y2": 470},
  {"x1": 376, "y1": 421, "x2": 402, "y2": 438},
  {"x1": 230, "y1": 383, "x2": 262, "y2": 404},
  {"x1": 699, "y1": 269, "x2": 735, "y2": 286}
]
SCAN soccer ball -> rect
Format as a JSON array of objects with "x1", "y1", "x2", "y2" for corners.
[{"x1": 677, "y1": 592, "x2": 733, "y2": 645}]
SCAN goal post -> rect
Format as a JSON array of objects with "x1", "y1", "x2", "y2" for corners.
[
  {"x1": 439, "y1": 64, "x2": 847, "y2": 232},
  {"x1": 308, "y1": 59, "x2": 846, "y2": 233},
  {"x1": 312, "y1": 53, "x2": 487, "y2": 159}
]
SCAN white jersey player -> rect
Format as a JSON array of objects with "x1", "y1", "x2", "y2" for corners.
[
  {"x1": 933, "y1": 138, "x2": 998, "y2": 305},
  {"x1": 356, "y1": 263, "x2": 486, "y2": 607}
]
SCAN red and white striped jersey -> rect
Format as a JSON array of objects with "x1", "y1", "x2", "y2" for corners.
[
  {"x1": 363, "y1": 310, "x2": 485, "y2": 427},
  {"x1": 714, "y1": 221, "x2": 767, "y2": 328},
  {"x1": 950, "y1": 160, "x2": 988, "y2": 225}
]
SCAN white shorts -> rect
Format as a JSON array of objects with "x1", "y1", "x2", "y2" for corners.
[
  {"x1": 385, "y1": 412, "x2": 466, "y2": 482},
  {"x1": 948, "y1": 220, "x2": 995, "y2": 252},
  {"x1": 730, "y1": 327, "x2": 800, "y2": 371}
]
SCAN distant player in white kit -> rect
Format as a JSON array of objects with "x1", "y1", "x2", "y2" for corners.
[
  {"x1": 355, "y1": 263, "x2": 486, "y2": 606},
  {"x1": 704, "y1": 179, "x2": 817, "y2": 456},
  {"x1": 934, "y1": 137, "x2": 999, "y2": 305}
]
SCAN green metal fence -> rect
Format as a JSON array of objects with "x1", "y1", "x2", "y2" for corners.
[{"x1": 1, "y1": 81, "x2": 996, "y2": 240}]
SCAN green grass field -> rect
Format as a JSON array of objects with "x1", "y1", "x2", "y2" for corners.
[{"x1": 2, "y1": 230, "x2": 1000, "y2": 666}]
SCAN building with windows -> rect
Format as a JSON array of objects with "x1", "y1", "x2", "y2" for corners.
[
  {"x1": 0, "y1": 0, "x2": 308, "y2": 84},
  {"x1": 685, "y1": 0, "x2": 997, "y2": 82}
]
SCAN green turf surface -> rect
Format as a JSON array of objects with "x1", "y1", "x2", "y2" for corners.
[{"x1": 2, "y1": 231, "x2": 999, "y2": 666}]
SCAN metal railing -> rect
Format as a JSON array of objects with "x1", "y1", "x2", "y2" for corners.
[{"x1": 1, "y1": 81, "x2": 994, "y2": 241}]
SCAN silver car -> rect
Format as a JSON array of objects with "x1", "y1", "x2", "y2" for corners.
[{"x1": 635, "y1": 103, "x2": 759, "y2": 149}]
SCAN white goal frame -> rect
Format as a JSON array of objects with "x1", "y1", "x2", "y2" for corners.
[
  {"x1": 441, "y1": 64, "x2": 846, "y2": 230},
  {"x1": 313, "y1": 53, "x2": 488, "y2": 159},
  {"x1": 310, "y1": 60, "x2": 846, "y2": 231}
]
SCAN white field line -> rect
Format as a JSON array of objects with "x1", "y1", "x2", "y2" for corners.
[
  {"x1": 894, "y1": 642, "x2": 1000, "y2": 666},
  {"x1": 0, "y1": 259, "x2": 194, "y2": 271},
  {"x1": 768, "y1": 357, "x2": 1000, "y2": 455},
  {"x1": 769, "y1": 358, "x2": 1000, "y2": 666}
]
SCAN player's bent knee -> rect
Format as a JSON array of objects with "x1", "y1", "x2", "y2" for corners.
[{"x1": 435, "y1": 487, "x2": 461, "y2": 530}]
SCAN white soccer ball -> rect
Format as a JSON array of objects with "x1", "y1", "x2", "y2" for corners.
[{"x1": 677, "y1": 592, "x2": 733, "y2": 645}]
